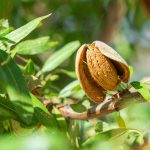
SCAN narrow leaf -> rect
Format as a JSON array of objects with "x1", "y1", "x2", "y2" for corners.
[
  {"x1": 0, "y1": 27, "x2": 9, "y2": 37},
  {"x1": 31, "y1": 94, "x2": 57, "y2": 127},
  {"x1": 95, "y1": 121, "x2": 103, "y2": 133},
  {"x1": 0, "y1": 19, "x2": 9, "y2": 28},
  {"x1": 59, "y1": 80, "x2": 80, "y2": 98},
  {"x1": 31, "y1": 94, "x2": 48, "y2": 114},
  {"x1": 129, "y1": 65, "x2": 133, "y2": 77},
  {"x1": 0, "y1": 19, "x2": 9, "y2": 37},
  {"x1": 42, "y1": 40, "x2": 80, "y2": 72},
  {"x1": 12, "y1": 36, "x2": 58, "y2": 55},
  {"x1": 6, "y1": 14, "x2": 51, "y2": 43},
  {"x1": 56, "y1": 69, "x2": 76, "y2": 78},
  {"x1": 52, "y1": 107, "x2": 67, "y2": 131},
  {"x1": 131, "y1": 81, "x2": 150, "y2": 101},
  {"x1": 0, "y1": 96, "x2": 18, "y2": 121},
  {"x1": 24, "y1": 59, "x2": 35, "y2": 75},
  {"x1": 82, "y1": 128, "x2": 139, "y2": 149},
  {"x1": 70, "y1": 103, "x2": 86, "y2": 113},
  {"x1": 117, "y1": 112, "x2": 126, "y2": 128},
  {"x1": 4, "y1": 14, "x2": 51, "y2": 47},
  {"x1": 0, "y1": 50, "x2": 33, "y2": 124}
]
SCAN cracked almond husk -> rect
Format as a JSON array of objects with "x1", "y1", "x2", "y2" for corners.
[{"x1": 76, "y1": 41, "x2": 130, "y2": 103}]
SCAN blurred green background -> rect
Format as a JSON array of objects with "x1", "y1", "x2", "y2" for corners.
[
  {"x1": 1, "y1": 0, "x2": 150, "y2": 81},
  {"x1": 1, "y1": 0, "x2": 150, "y2": 150}
]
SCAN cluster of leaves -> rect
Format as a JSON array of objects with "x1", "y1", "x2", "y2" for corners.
[{"x1": 0, "y1": 14, "x2": 150, "y2": 150}]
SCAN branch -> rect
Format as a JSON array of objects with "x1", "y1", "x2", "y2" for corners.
[{"x1": 56, "y1": 91, "x2": 146, "y2": 120}]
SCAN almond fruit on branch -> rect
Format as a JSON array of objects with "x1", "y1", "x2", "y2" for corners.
[{"x1": 76, "y1": 41, "x2": 130, "y2": 103}]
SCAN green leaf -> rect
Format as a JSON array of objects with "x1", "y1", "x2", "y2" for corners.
[
  {"x1": 82, "y1": 128, "x2": 139, "y2": 149},
  {"x1": 31, "y1": 94, "x2": 57, "y2": 127},
  {"x1": 117, "y1": 112, "x2": 126, "y2": 128},
  {"x1": 52, "y1": 107, "x2": 67, "y2": 131},
  {"x1": 12, "y1": 36, "x2": 58, "y2": 55},
  {"x1": 6, "y1": 14, "x2": 51, "y2": 44},
  {"x1": 56, "y1": 69, "x2": 76, "y2": 78},
  {"x1": 131, "y1": 81, "x2": 150, "y2": 101},
  {"x1": 0, "y1": 19, "x2": 9, "y2": 37},
  {"x1": 34, "y1": 108, "x2": 57, "y2": 128},
  {"x1": 0, "y1": 19, "x2": 9, "y2": 28},
  {"x1": 0, "y1": 50, "x2": 33, "y2": 124},
  {"x1": 0, "y1": 27, "x2": 9, "y2": 37},
  {"x1": 31, "y1": 94, "x2": 48, "y2": 114},
  {"x1": 0, "y1": 96, "x2": 18, "y2": 121},
  {"x1": 59, "y1": 80, "x2": 80, "y2": 98},
  {"x1": 129, "y1": 65, "x2": 133, "y2": 77},
  {"x1": 70, "y1": 103, "x2": 86, "y2": 113},
  {"x1": 24, "y1": 59, "x2": 35, "y2": 75},
  {"x1": 95, "y1": 121, "x2": 103, "y2": 133},
  {"x1": 0, "y1": 14, "x2": 51, "y2": 49},
  {"x1": 0, "y1": 37, "x2": 16, "y2": 51},
  {"x1": 42, "y1": 40, "x2": 80, "y2": 72}
]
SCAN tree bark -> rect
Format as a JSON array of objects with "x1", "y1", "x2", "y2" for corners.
[
  {"x1": 56, "y1": 91, "x2": 146, "y2": 120},
  {"x1": 100, "y1": 0, "x2": 126, "y2": 44}
]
